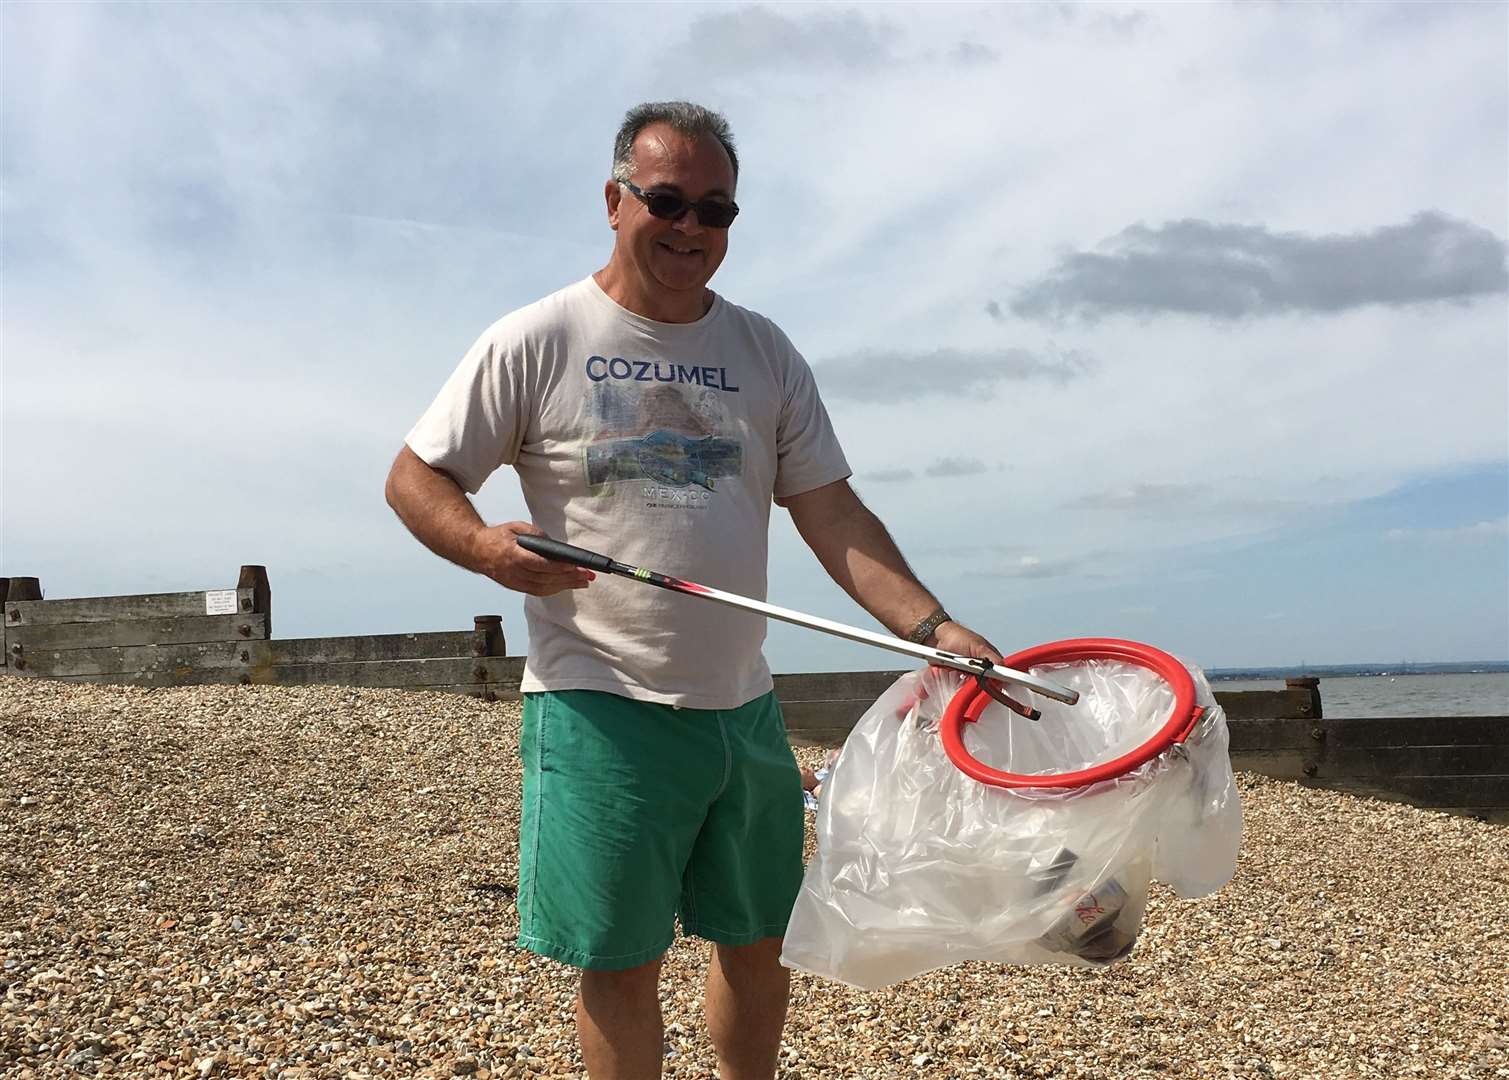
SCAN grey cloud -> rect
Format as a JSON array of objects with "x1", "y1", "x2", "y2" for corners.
[
  {"x1": 925, "y1": 457, "x2": 987, "y2": 478},
  {"x1": 983, "y1": 555, "x2": 1084, "y2": 580},
  {"x1": 949, "y1": 41, "x2": 1000, "y2": 66},
  {"x1": 984, "y1": 300, "x2": 1004, "y2": 321},
  {"x1": 1066, "y1": 483, "x2": 1317, "y2": 519},
  {"x1": 1011, "y1": 212, "x2": 1509, "y2": 320},
  {"x1": 814, "y1": 346, "x2": 1093, "y2": 402},
  {"x1": 1066, "y1": 483, "x2": 1207, "y2": 511},
  {"x1": 861, "y1": 468, "x2": 915, "y2": 484},
  {"x1": 1385, "y1": 518, "x2": 1509, "y2": 544},
  {"x1": 685, "y1": 6, "x2": 899, "y2": 72}
]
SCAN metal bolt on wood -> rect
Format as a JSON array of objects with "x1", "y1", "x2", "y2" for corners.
[{"x1": 238, "y1": 625, "x2": 251, "y2": 637}]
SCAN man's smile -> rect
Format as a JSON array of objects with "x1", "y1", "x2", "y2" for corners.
[{"x1": 657, "y1": 239, "x2": 703, "y2": 258}]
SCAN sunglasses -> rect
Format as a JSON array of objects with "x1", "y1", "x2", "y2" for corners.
[{"x1": 618, "y1": 179, "x2": 739, "y2": 229}]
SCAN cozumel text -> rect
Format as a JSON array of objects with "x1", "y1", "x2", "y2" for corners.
[{"x1": 586, "y1": 355, "x2": 740, "y2": 393}]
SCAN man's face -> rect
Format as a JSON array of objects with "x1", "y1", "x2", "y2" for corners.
[{"x1": 607, "y1": 123, "x2": 736, "y2": 299}]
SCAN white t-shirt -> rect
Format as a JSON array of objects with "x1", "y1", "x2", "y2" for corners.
[{"x1": 406, "y1": 276, "x2": 851, "y2": 708}]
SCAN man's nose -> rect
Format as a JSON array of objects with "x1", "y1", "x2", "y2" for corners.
[{"x1": 671, "y1": 210, "x2": 705, "y2": 235}]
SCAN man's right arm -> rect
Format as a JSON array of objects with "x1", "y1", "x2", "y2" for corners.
[{"x1": 383, "y1": 446, "x2": 594, "y2": 597}]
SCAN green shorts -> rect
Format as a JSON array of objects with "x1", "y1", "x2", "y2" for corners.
[{"x1": 516, "y1": 688, "x2": 805, "y2": 971}]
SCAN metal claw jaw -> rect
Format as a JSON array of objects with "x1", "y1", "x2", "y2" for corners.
[{"x1": 971, "y1": 663, "x2": 1042, "y2": 722}]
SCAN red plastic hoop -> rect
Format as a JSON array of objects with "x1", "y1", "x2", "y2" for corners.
[{"x1": 939, "y1": 638, "x2": 1205, "y2": 790}]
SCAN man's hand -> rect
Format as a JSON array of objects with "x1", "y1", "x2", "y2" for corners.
[
  {"x1": 475, "y1": 522, "x2": 596, "y2": 597},
  {"x1": 931, "y1": 620, "x2": 1004, "y2": 666}
]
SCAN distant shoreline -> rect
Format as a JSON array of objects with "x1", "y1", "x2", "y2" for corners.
[{"x1": 1208, "y1": 661, "x2": 1509, "y2": 682}]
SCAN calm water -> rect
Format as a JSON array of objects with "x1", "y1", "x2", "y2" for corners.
[{"x1": 1211, "y1": 672, "x2": 1509, "y2": 718}]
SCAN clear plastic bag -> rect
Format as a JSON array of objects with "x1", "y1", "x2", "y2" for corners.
[{"x1": 781, "y1": 659, "x2": 1242, "y2": 990}]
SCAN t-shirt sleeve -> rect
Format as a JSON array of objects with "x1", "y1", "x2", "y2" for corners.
[
  {"x1": 404, "y1": 326, "x2": 526, "y2": 495},
  {"x1": 772, "y1": 335, "x2": 851, "y2": 500}
]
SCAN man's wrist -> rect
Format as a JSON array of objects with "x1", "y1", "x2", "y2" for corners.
[{"x1": 907, "y1": 607, "x2": 953, "y2": 644}]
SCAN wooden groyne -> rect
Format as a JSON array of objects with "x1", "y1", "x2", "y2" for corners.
[{"x1": 4, "y1": 569, "x2": 1505, "y2": 823}]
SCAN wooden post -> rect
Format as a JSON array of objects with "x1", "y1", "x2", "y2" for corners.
[
  {"x1": 3, "y1": 577, "x2": 41, "y2": 671},
  {"x1": 472, "y1": 615, "x2": 505, "y2": 657},
  {"x1": 237, "y1": 566, "x2": 271, "y2": 638},
  {"x1": 1285, "y1": 676, "x2": 1323, "y2": 720}
]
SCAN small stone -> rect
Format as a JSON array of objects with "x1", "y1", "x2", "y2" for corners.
[{"x1": 454, "y1": 1056, "x2": 478, "y2": 1075}]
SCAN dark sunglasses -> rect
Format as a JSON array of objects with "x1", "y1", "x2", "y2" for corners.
[{"x1": 618, "y1": 179, "x2": 739, "y2": 229}]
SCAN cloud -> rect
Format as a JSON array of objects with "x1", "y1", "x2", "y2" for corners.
[
  {"x1": 1011, "y1": 212, "x2": 1509, "y2": 320},
  {"x1": 1064, "y1": 483, "x2": 1323, "y2": 521},
  {"x1": 813, "y1": 346, "x2": 1093, "y2": 402},
  {"x1": 982, "y1": 554, "x2": 1084, "y2": 579},
  {"x1": 860, "y1": 468, "x2": 915, "y2": 484},
  {"x1": 1385, "y1": 518, "x2": 1509, "y2": 544},
  {"x1": 925, "y1": 457, "x2": 988, "y2": 478},
  {"x1": 948, "y1": 41, "x2": 999, "y2": 66},
  {"x1": 1066, "y1": 483, "x2": 1205, "y2": 511},
  {"x1": 685, "y1": 6, "x2": 899, "y2": 73}
]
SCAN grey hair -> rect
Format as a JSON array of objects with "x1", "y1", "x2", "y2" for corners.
[{"x1": 611, "y1": 101, "x2": 739, "y2": 184}]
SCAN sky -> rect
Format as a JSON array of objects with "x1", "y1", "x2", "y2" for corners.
[{"x1": 3, "y1": 1, "x2": 1507, "y2": 673}]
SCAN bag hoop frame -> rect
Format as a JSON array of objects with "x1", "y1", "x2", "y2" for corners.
[{"x1": 939, "y1": 637, "x2": 1204, "y2": 790}]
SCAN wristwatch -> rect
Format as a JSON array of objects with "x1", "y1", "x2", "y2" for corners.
[{"x1": 908, "y1": 607, "x2": 952, "y2": 644}]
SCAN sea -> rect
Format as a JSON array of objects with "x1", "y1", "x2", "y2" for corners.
[{"x1": 1208, "y1": 666, "x2": 1509, "y2": 719}]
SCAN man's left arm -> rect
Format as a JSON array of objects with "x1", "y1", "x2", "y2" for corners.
[{"x1": 777, "y1": 479, "x2": 1003, "y2": 663}]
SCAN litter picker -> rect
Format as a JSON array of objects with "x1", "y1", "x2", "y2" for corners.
[{"x1": 516, "y1": 534, "x2": 1079, "y2": 709}]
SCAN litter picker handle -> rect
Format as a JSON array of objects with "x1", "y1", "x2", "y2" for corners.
[
  {"x1": 516, "y1": 534, "x2": 616, "y2": 573},
  {"x1": 512, "y1": 531, "x2": 1080, "y2": 705}
]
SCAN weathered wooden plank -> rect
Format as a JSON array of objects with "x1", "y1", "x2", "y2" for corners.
[
  {"x1": 1317, "y1": 716, "x2": 1509, "y2": 747},
  {"x1": 55, "y1": 656, "x2": 526, "y2": 690},
  {"x1": 1233, "y1": 744, "x2": 1509, "y2": 781},
  {"x1": 1323, "y1": 743, "x2": 1509, "y2": 777},
  {"x1": 8, "y1": 614, "x2": 270, "y2": 653},
  {"x1": 251, "y1": 656, "x2": 522, "y2": 690},
  {"x1": 1227, "y1": 718, "x2": 1326, "y2": 751},
  {"x1": 787, "y1": 727, "x2": 859, "y2": 748},
  {"x1": 377, "y1": 682, "x2": 521, "y2": 703},
  {"x1": 1229, "y1": 750, "x2": 1313, "y2": 780},
  {"x1": 11, "y1": 632, "x2": 487, "y2": 677},
  {"x1": 1309, "y1": 775, "x2": 1509, "y2": 810},
  {"x1": 1429, "y1": 807, "x2": 1509, "y2": 824},
  {"x1": 1227, "y1": 716, "x2": 1509, "y2": 751},
  {"x1": 774, "y1": 670, "x2": 907, "y2": 701},
  {"x1": 1216, "y1": 689, "x2": 1316, "y2": 720},
  {"x1": 252, "y1": 633, "x2": 482, "y2": 665},
  {"x1": 5, "y1": 588, "x2": 256, "y2": 626},
  {"x1": 780, "y1": 700, "x2": 874, "y2": 737}
]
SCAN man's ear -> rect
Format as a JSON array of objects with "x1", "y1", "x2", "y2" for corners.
[{"x1": 604, "y1": 179, "x2": 622, "y2": 231}]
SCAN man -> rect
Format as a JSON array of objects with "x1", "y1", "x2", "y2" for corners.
[{"x1": 386, "y1": 101, "x2": 1002, "y2": 1080}]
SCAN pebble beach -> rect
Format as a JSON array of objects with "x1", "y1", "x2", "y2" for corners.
[{"x1": 2, "y1": 676, "x2": 1505, "y2": 1079}]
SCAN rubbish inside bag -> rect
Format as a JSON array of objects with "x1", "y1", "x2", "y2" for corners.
[{"x1": 781, "y1": 655, "x2": 1242, "y2": 990}]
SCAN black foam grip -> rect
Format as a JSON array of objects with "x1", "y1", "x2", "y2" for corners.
[{"x1": 515, "y1": 534, "x2": 616, "y2": 573}]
